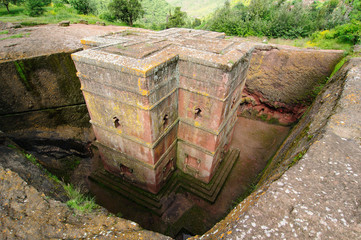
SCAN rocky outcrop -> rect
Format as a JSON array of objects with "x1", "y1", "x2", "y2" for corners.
[
  {"x1": 0, "y1": 164, "x2": 170, "y2": 239},
  {"x1": 239, "y1": 45, "x2": 344, "y2": 125},
  {"x1": 197, "y1": 58, "x2": 361, "y2": 239},
  {"x1": 0, "y1": 51, "x2": 92, "y2": 143},
  {"x1": 0, "y1": 133, "x2": 170, "y2": 240}
]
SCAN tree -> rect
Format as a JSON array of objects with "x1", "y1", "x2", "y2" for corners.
[
  {"x1": 24, "y1": 0, "x2": 49, "y2": 16},
  {"x1": 108, "y1": 0, "x2": 144, "y2": 27},
  {"x1": 166, "y1": 7, "x2": 186, "y2": 28},
  {"x1": 69, "y1": 0, "x2": 94, "y2": 15},
  {"x1": 1, "y1": 0, "x2": 23, "y2": 13},
  {"x1": 192, "y1": 18, "x2": 201, "y2": 28}
]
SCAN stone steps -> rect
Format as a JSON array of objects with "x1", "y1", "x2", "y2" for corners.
[{"x1": 89, "y1": 149, "x2": 239, "y2": 215}]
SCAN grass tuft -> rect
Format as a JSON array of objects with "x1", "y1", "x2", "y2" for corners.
[
  {"x1": 0, "y1": 32, "x2": 31, "y2": 41},
  {"x1": 23, "y1": 151, "x2": 98, "y2": 213},
  {"x1": 63, "y1": 183, "x2": 98, "y2": 213},
  {"x1": 0, "y1": 30, "x2": 9, "y2": 35}
]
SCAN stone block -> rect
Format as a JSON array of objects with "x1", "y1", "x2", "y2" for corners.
[
  {"x1": 92, "y1": 122, "x2": 178, "y2": 165},
  {"x1": 178, "y1": 109, "x2": 238, "y2": 153},
  {"x1": 177, "y1": 122, "x2": 235, "y2": 183},
  {"x1": 178, "y1": 81, "x2": 244, "y2": 132},
  {"x1": 96, "y1": 141, "x2": 176, "y2": 194},
  {"x1": 72, "y1": 28, "x2": 256, "y2": 192}
]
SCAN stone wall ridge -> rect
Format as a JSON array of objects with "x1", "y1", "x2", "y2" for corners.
[
  {"x1": 72, "y1": 48, "x2": 179, "y2": 77},
  {"x1": 94, "y1": 139, "x2": 177, "y2": 171},
  {"x1": 90, "y1": 118, "x2": 179, "y2": 150},
  {"x1": 80, "y1": 80, "x2": 178, "y2": 109}
]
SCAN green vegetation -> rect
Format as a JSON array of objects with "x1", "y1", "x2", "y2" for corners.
[
  {"x1": 63, "y1": 183, "x2": 98, "y2": 212},
  {"x1": 165, "y1": 0, "x2": 233, "y2": 17},
  {"x1": 13, "y1": 60, "x2": 31, "y2": 90},
  {"x1": 204, "y1": 0, "x2": 360, "y2": 50},
  {"x1": 290, "y1": 149, "x2": 307, "y2": 167},
  {"x1": 108, "y1": 0, "x2": 144, "y2": 26},
  {"x1": 139, "y1": 0, "x2": 171, "y2": 29},
  {"x1": 166, "y1": 6, "x2": 186, "y2": 28},
  {"x1": 0, "y1": 4, "x2": 127, "y2": 26},
  {"x1": 0, "y1": 32, "x2": 28, "y2": 40},
  {"x1": 0, "y1": 30, "x2": 9, "y2": 34},
  {"x1": 69, "y1": 0, "x2": 94, "y2": 15},
  {"x1": 0, "y1": 0, "x2": 359, "y2": 50},
  {"x1": 24, "y1": 0, "x2": 50, "y2": 16},
  {"x1": 232, "y1": 182, "x2": 257, "y2": 207},
  {"x1": 22, "y1": 151, "x2": 98, "y2": 213},
  {"x1": 1, "y1": 0, "x2": 24, "y2": 13}
]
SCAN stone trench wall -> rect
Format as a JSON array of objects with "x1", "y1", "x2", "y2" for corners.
[
  {"x1": 239, "y1": 45, "x2": 344, "y2": 125},
  {"x1": 0, "y1": 51, "x2": 93, "y2": 142}
]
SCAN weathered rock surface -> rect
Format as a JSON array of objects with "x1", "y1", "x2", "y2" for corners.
[
  {"x1": 239, "y1": 45, "x2": 344, "y2": 125},
  {"x1": 197, "y1": 58, "x2": 361, "y2": 239},
  {"x1": 0, "y1": 24, "x2": 148, "y2": 61},
  {"x1": 0, "y1": 138, "x2": 170, "y2": 240},
  {"x1": 0, "y1": 24, "x2": 140, "y2": 141},
  {"x1": 0, "y1": 52, "x2": 84, "y2": 115},
  {"x1": 58, "y1": 20, "x2": 70, "y2": 27},
  {"x1": 0, "y1": 132, "x2": 69, "y2": 202}
]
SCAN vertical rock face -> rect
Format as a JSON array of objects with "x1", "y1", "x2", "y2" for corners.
[
  {"x1": 240, "y1": 45, "x2": 344, "y2": 125},
  {"x1": 72, "y1": 28, "x2": 254, "y2": 193}
]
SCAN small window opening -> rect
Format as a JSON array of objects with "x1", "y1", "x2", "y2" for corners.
[
  {"x1": 119, "y1": 163, "x2": 133, "y2": 174},
  {"x1": 163, "y1": 114, "x2": 169, "y2": 126},
  {"x1": 194, "y1": 108, "x2": 202, "y2": 119},
  {"x1": 113, "y1": 117, "x2": 120, "y2": 128},
  {"x1": 231, "y1": 97, "x2": 236, "y2": 109}
]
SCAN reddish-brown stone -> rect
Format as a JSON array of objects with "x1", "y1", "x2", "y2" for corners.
[{"x1": 72, "y1": 28, "x2": 253, "y2": 192}]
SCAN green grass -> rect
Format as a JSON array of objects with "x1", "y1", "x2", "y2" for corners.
[
  {"x1": 0, "y1": 4, "x2": 127, "y2": 26},
  {"x1": 0, "y1": 30, "x2": 9, "y2": 35},
  {"x1": 0, "y1": 32, "x2": 30, "y2": 40},
  {"x1": 23, "y1": 151, "x2": 98, "y2": 213},
  {"x1": 63, "y1": 183, "x2": 98, "y2": 213},
  {"x1": 24, "y1": 152, "x2": 61, "y2": 183},
  {"x1": 242, "y1": 35, "x2": 353, "y2": 52},
  {"x1": 289, "y1": 149, "x2": 307, "y2": 168}
]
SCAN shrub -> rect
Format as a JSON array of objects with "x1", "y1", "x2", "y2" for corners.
[
  {"x1": 24, "y1": 0, "x2": 48, "y2": 16},
  {"x1": 99, "y1": 11, "x2": 115, "y2": 22},
  {"x1": 108, "y1": 0, "x2": 144, "y2": 27},
  {"x1": 69, "y1": 0, "x2": 94, "y2": 14},
  {"x1": 166, "y1": 7, "x2": 187, "y2": 28},
  {"x1": 205, "y1": 0, "x2": 361, "y2": 40},
  {"x1": 333, "y1": 20, "x2": 361, "y2": 44}
]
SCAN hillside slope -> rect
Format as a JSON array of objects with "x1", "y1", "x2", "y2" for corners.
[
  {"x1": 140, "y1": 0, "x2": 172, "y2": 26},
  {"x1": 165, "y1": 0, "x2": 225, "y2": 17}
]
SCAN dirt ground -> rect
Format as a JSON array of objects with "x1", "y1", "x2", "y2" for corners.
[{"x1": 0, "y1": 23, "x2": 151, "y2": 62}]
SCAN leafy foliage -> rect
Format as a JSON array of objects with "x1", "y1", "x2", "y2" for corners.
[
  {"x1": 166, "y1": 6, "x2": 186, "y2": 28},
  {"x1": 138, "y1": 0, "x2": 171, "y2": 29},
  {"x1": 108, "y1": 0, "x2": 144, "y2": 26},
  {"x1": 1, "y1": 0, "x2": 24, "y2": 12},
  {"x1": 69, "y1": 0, "x2": 94, "y2": 14},
  {"x1": 165, "y1": 0, "x2": 229, "y2": 17},
  {"x1": 205, "y1": 0, "x2": 361, "y2": 42},
  {"x1": 24, "y1": 0, "x2": 49, "y2": 16}
]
